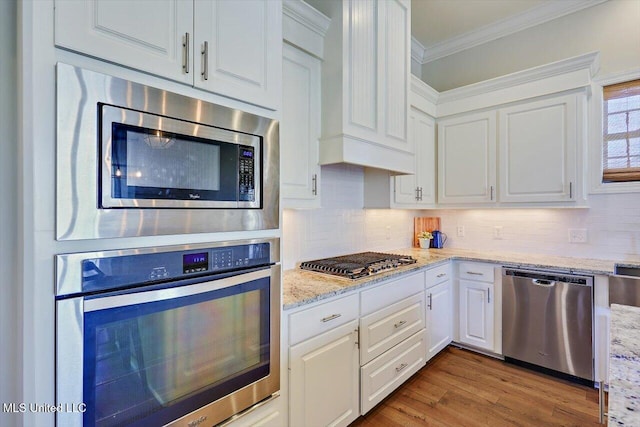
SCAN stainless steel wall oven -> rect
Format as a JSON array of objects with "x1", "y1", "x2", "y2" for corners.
[
  {"x1": 56, "y1": 63, "x2": 279, "y2": 240},
  {"x1": 55, "y1": 238, "x2": 280, "y2": 427}
]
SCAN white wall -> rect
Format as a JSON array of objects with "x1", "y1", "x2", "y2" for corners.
[
  {"x1": 283, "y1": 167, "x2": 640, "y2": 270},
  {"x1": 428, "y1": 195, "x2": 640, "y2": 262},
  {"x1": 0, "y1": 0, "x2": 19, "y2": 425},
  {"x1": 283, "y1": 165, "x2": 420, "y2": 270},
  {"x1": 421, "y1": 0, "x2": 640, "y2": 91}
]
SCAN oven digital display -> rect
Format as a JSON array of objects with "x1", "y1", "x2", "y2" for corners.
[{"x1": 183, "y1": 252, "x2": 208, "y2": 274}]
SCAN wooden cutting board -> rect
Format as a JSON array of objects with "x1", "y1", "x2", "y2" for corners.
[{"x1": 413, "y1": 217, "x2": 441, "y2": 247}]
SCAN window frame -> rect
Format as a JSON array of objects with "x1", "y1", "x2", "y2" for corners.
[{"x1": 590, "y1": 69, "x2": 640, "y2": 194}]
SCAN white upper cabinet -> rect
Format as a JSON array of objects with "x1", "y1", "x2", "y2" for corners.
[
  {"x1": 437, "y1": 111, "x2": 497, "y2": 204},
  {"x1": 498, "y1": 94, "x2": 578, "y2": 203},
  {"x1": 394, "y1": 107, "x2": 436, "y2": 206},
  {"x1": 280, "y1": 0, "x2": 330, "y2": 209},
  {"x1": 54, "y1": 0, "x2": 281, "y2": 110},
  {"x1": 319, "y1": 0, "x2": 413, "y2": 174},
  {"x1": 55, "y1": 0, "x2": 193, "y2": 84},
  {"x1": 193, "y1": 0, "x2": 281, "y2": 110},
  {"x1": 281, "y1": 44, "x2": 321, "y2": 208}
]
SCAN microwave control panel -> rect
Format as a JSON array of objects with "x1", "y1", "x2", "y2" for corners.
[{"x1": 238, "y1": 146, "x2": 255, "y2": 201}]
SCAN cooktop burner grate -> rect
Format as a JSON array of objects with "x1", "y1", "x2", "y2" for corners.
[{"x1": 300, "y1": 251, "x2": 417, "y2": 279}]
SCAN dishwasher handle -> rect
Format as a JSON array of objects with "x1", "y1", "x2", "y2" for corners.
[{"x1": 532, "y1": 278, "x2": 555, "y2": 287}]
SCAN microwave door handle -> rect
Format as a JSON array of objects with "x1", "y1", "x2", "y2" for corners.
[{"x1": 84, "y1": 267, "x2": 271, "y2": 312}]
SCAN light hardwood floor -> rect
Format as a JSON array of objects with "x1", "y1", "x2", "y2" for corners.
[{"x1": 351, "y1": 346, "x2": 603, "y2": 426}]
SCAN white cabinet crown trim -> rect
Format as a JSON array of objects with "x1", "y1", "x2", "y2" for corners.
[
  {"x1": 413, "y1": 2, "x2": 606, "y2": 64},
  {"x1": 436, "y1": 51, "x2": 599, "y2": 117},
  {"x1": 283, "y1": 0, "x2": 331, "y2": 59}
]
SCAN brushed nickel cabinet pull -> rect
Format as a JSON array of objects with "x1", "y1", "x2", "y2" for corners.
[
  {"x1": 395, "y1": 363, "x2": 408, "y2": 373},
  {"x1": 321, "y1": 313, "x2": 341, "y2": 323},
  {"x1": 488, "y1": 288, "x2": 491, "y2": 304},
  {"x1": 394, "y1": 320, "x2": 407, "y2": 329},
  {"x1": 183, "y1": 32, "x2": 190, "y2": 73},
  {"x1": 490, "y1": 185, "x2": 494, "y2": 201},
  {"x1": 312, "y1": 174, "x2": 317, "y2": 195},
  {"x1": 437, "y1": 273, "x2": 446, "y2": 278},
  {"x1": 467, "y1": 271, "x2": 483, "y2": 276},
  {"x1": 415, "y1": 187, "x2": 420, "y2": 201},
  {"x1": 201, "y1": 41, "x2": 209, "y2": 80},
  {"x1": 569, "y1": 181, "x2": 573, "y2": 199},
  {"x1": 428, "y1": 293, "x2": 433, "y2": 310}
]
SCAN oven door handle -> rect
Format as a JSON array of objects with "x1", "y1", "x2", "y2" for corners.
[{"x1": 84, "y1": 267, "x2": 272, "y2": 312}]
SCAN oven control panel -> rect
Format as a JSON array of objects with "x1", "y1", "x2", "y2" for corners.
[{"x1": 79, "y1": 242, "x2": 271, "y2": 294}]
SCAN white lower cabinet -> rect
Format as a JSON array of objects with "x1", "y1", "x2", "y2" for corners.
[
  {"x1": 426, "y1": 280, "x2": 453, "y2": 360},
  {"x1": 289, "y1": 319, "x2": 360, "y2": 427},
  {"x1": 424, "y1": 264, "x2": 453, "y2": 360},
  {"x1": 359, "y1": 292, "x2": 425, "y2": 365},
  {"x1": 359, "y1": 272, "x2": 426, "y2": 414},
  {"x1": 360, "y1": 330, "x2": 426, "y2": 414},
  {"x1": 459, "y1": 279, "x2": 495, "y2": 351}
]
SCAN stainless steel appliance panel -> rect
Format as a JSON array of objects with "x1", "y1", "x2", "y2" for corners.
[
  {"x1": 55, "y1": 238, "x2": 280, "y2": 427},
  {"x1": 56, "y1": 62, "x2": 279, "y2": 240},
  {"x1": 502, "y1": 268, "x2": 593, "y2": 380},
  {"x1": 610, "y1": 265, "x2": 640, "y2": 307}
]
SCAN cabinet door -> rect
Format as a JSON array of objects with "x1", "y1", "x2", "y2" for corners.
[
  {"x1": 459, "y1": 279, "x2": 495, "y2": 351},
  {"x1": 395, "y1": 107, "x2": 435, "y2": 206},
  {"x1": 194, "y1": 0, "x2": 281, "y2": 110},
  {"x1": 281, "y1": 44, "x2": 321, "y2": 208},
  {"x1": 55, "y1": 0, "x2": 193, "y2": 84},
  {"x1": 426, "y1": 280, "x2": 453, "y2": 360},
  {"x1": 289, "y1": 320, "x2": 359, "y2": 427},
  {"x1": 499, "y1": 94, "x2": 578, "y2": 202},
  {"x1": 343, "y1": 0, "x2": 409, "y2": 151},
  {"x1": 379, "y1": 0, "x2": 411, "y2": 152},
  {"x1": 438, "y1": 111, "x2": 497, "y2": 204}
]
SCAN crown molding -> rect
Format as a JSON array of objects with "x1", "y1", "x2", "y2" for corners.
[
  {"x1": 437, "y1": 51, "x2": 600, "y2": 104},
  {"x1": 411, "y1": 75, "x2": 438, "y2": 105},
  {"x1": 593, "y1": 68, "x2": 640, "y2": 86},
  {"x1": 416, "y1": 0, "x2": 608, "y2": 64},
  {"x1": 283, "y1": 0, "x2": 331, "y2": 39},
  {"x1": 411, "y1": 36, "x2": 426, "y2": 65}
]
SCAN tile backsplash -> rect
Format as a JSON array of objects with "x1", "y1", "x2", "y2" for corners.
[{"x1": 282, "y1": 164, "x2": 640, "y2": 270}]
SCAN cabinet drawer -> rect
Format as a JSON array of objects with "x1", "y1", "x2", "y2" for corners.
[
  {"x1": 289, "y1": 293, "x2": 359, "y2": 346},
  {"x1": 360, "y1": 330, "x2": 426, "y2": 414},
  {"x1": 361, "y1": 271, "x2": 424, "y2": 316},
  {"x1": 360, "y1": 292, "x2": 425, "y2": 365},
  {"x1": 426, "y1": 263, "x2": 451, "y2": 287},
  {"x1": 458, "y1": 262, "x2": 495, "y2": 282}
]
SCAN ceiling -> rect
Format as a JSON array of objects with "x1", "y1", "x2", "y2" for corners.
[{"x1": 411, "y1": 0, "x2": 549, "y2": 47}]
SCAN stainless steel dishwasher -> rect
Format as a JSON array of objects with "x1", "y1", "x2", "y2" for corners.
[{"x1": 502, "y1": 268, "x2": 593, "y2": 381}]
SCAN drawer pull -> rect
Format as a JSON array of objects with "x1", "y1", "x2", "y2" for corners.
[
  {"x1": 437, "y1": 273, "x2": 447, "y2": 278},
  {"x1": 394, "y1": 320, "x2": 407, "y2": 329},
  {"x1": 395, "y1": 363, "x2": 408, "y2": 373},
  {"x1": 321, "y1": 313, "x2": 341, "y2": 323},
  {"x1": 466, "y1": 271, "x2": 484, "y2": 276},
  {"x1": 182, "y1": 32, "x2": 190, "y2": 73}
]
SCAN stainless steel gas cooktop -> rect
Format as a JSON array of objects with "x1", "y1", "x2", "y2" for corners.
[{"x1": 300, "y1": 252, "x2": 417, "y2": 279}]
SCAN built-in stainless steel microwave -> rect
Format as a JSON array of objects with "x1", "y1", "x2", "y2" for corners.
[
  {"x1": 101, "y1": 105, "x2": 260, "y2": 209},
  {"x1": 56, "y1": 63, "x2": 279, "y2": 240}
]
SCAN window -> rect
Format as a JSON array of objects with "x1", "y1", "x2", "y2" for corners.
[{"x1": 602, "y1": 79, "x2": 640, "y2": 182}]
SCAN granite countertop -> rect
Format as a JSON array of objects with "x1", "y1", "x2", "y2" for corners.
[
  {"x1": 608, "y1": 304, "x2": 640, "y2": 426},
  {"x1": 283, "y1": 247, "x2": 631, "y2": 310}
]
